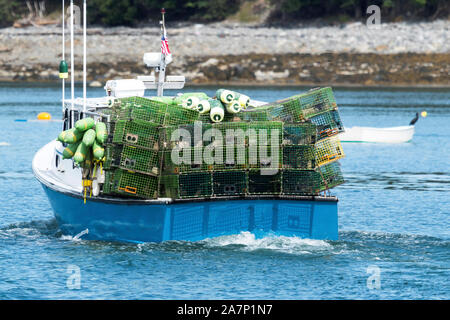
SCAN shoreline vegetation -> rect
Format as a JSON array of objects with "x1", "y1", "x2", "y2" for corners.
[
  {"x1": 0, "y1": 20, "x2": 448, "y2": 87},
  {"x1": 0, "y1": 1, "x2": 448, "y2": 88}
]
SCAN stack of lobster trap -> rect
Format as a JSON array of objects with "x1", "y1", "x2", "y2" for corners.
[{"x1": 101, "y1": 87, "x2": 346, "y2": 200}]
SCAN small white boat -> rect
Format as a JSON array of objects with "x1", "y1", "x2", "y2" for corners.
[
  {"x1": 339, "y1": 112, "x2": 423, "y2": 143},
  {"x1": 339, "y1": 125, "x2": 415, "y2": 143}
]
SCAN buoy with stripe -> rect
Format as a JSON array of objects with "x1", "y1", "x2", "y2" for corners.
[
  {"x1": 59, "y1": 60, "x2": 68, "y2": 79},
  {"x1": 75, "y1": 118, "x2": 95, "y2": 132},
  {"x1": 82, "y1": 129, "x2": 96, "y2": 147},
  {"x1": 57, "y1": 128, "x2": 84, "y2": 144},
  {"x1": 74, "y1": 143, "x2": 88, "y2": 164},
  {"x1": 95, "y1": 122, "x2": 107, "y2": 145},
  {"x1": 93, "y1": 140, "x2": 105, "y2": 160},
  {"x1": 62, "y1": 141, "x2": 81, "y2": 159}
]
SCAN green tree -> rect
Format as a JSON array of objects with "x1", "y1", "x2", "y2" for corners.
[{"x1": 0, "y1": 0, "x2": 25, "y2": 27}]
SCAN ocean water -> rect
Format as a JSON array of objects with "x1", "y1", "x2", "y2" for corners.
[{"x1": 0, "y1": 83, "x2": 448, "y2": 300}]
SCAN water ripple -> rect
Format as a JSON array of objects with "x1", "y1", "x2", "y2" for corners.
[{"x1": 342, "y1": 172, "x2": 450, "y2": 192}]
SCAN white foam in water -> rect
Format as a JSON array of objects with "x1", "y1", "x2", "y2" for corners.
[
  {"x1": 0, "y1": 227, "x2": 42, "y2": 241},
  {"x1": 0, "y1": 142, "x2": 10, "y2": 146},
  {"x1": 203, "y1": 231, "x2": 332, "y2": 255},
  {"x1": 60, "y1": 229, "x2": 89, "y2": 242}
]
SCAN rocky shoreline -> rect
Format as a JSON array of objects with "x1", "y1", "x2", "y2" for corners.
[{"x1": 0, "y1": 20, "x2": 448, "y2": 86}]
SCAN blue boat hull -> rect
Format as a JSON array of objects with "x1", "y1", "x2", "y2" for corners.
[{"x1": 41, "y1": 184, "x2": 338, "y2": 243}]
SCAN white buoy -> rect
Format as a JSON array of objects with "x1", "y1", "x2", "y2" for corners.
[
  {"x1": 225, "y1": 101, "x2": 241, "y2": 114},
  {"x1": 210, "y1": 100, "x2": 225, "y2": 123},
  {"x1": 217, "y1": 89, "x2": 236, "y2": 104},
  {"x1": 197, "y1": 100, "x2": 211, "y2": 114},
  {"x1": 238, "y1": 94, "x2": 250, "y2": 109},
  {"x1": 182, "y1": 96, "x2": 200, "y2": 110}
]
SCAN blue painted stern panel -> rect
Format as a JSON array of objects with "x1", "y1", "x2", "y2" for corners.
[{"x1": 42, "y1": 185, "x2": 338, "y2": 243}]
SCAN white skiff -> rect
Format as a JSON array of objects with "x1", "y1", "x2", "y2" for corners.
[{"x1": 339, "y1": 125, "x2": 415, "y2": 143}]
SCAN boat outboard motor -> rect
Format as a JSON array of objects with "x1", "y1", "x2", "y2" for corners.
[{"x1": 409, "y1": 112, "x2": 419, "y2": 125}]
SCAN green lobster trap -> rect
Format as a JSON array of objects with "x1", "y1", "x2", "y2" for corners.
[
  {"x1": 282, "y1": 162, "x2": 345, "y2": 195},
  {"x1": 247, "y1": 145, "x2": 282, "y2": 170},
  {"x1": 102, "y1": 168, "x2": 159, "y2": 199},
  {"x1": 314, "y1": 136, "x2": 345, "y2": 167},
  {"x1": 103, "y1": 144, "x2": 123, "y2": 170},
  {"x1": 212, "y1": 146, "x2": 247, "y2": 171},
  {"x1": 283, "y1": 123, "x2": 317, "y2": 145},
  {"x1": 159, "y1": 174, "x2": 180, "y2": 199},
  {"x1": 212, "y1": 171, "x2": 247, "y2": 196},
  {"x1": 118, "y1": 145, "x2": 161, "y2": 176},
  {"x1": 283, "y1": 145, "x2": 316, "y2": 170},
  {"x1": 162, "y1": 148, "x2": 212, "y2": 174},
  {"x1": 114, "y1": 96, "x2": 200, "y2": 126},
  {"x1": 103, "y1": 169, "x2": 115, "y2": 195},
  {"x1": 178, "y1": 172, "x2": 213, "y2": 198},
  {"x1": 309, "y1": 110, "x2": 344, "y2": 140},
  {"x1": 317, "y1": 162, "x2": 345, "y2": 191},
  {"x1": 223, "y1": 109, "x2": 270, "y2": 123},
  {"x1": 248, "y1": 169, "x2": 282, "y2": 195},
  {"x1": 160, "y1": 122, "x2": 213, "y2": 150},
  {"x1": 264, "y1": 87, "x2": 337, "y2": 123},
  {"x1": 281, "y1": 170, "x2": 321, "y2": 195},
  {"x1": 112, "y1": 119, "x2": 161, "y2": 150},
  {"x1": 247, "y1": 121, "x2": 283, "y2": 146},
  {"x1": 212, "y1": 121, "x2": 250, "y2": 145}
]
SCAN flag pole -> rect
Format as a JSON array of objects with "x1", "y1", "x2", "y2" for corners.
[
  {"x1": 61, "y1": 0, "x2": 65, "y2": 113},
  {"x1": 157, "y1": 8, "x2": 166, "y2": 97}
]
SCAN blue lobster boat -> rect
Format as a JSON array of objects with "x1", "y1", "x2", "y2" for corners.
[{"x1": 32, "y1": 6, "x2": 341, "y2": 243}]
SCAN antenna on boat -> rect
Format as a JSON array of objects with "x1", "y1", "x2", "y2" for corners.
[
  {"x1": 83, "y1": 0, "x2": 87, "y2": 113},
  {"x1": 69, "y1": 0, "x2": 75, "y2": 127},
  {"x1": 59, "y1": 0, "x2": 68, "y2": 116}
]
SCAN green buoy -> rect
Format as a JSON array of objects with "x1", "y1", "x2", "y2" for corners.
[{"x1": 59, "y1": 60, "x2": 68, "y2": 79}]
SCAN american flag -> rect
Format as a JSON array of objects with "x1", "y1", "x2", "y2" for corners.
[{"x1": 161, "y1": 36, "x2": 171, "y2": 56}]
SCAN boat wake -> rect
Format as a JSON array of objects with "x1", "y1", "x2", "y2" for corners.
[
  {"x1": 2, "y1": 219, "x2": 447, "y2": 263},
  {"x1": 0, "y1": 219, "x2": 60, "y2": 241},
  {"x1": 201, "y1": 231, "x2": 332, "y2": 255},
  {"x1": 0, "y1": 142, "x2": 10, "y2": 146}
]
